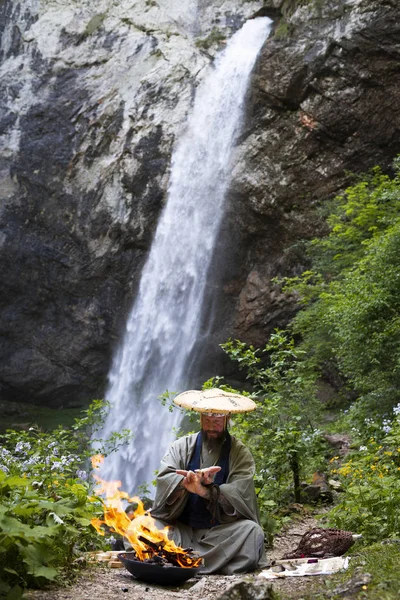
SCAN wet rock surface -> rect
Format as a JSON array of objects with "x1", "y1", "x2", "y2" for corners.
[{"x1": 1, "y1": 0, "x2": 400, "y2": 405}]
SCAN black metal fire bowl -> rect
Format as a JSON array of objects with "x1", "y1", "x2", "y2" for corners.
[{"x1": 118, "y1": 552, "x2": 201, "y2": 585}]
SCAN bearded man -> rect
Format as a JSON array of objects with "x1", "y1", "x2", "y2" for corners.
[{"x1": 149, "y1": 390, "x2": 268, "y2": 575}]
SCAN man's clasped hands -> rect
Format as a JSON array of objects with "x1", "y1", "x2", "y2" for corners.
[{"x1": 176, "y1": 466, "x2": 221, "y2": 498}]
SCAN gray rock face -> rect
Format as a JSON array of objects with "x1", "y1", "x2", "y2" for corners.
[
  {"x1": 0, "y1": 0, "x2": 263, "y2": 406},
  {"x1": 228, "y1": 0, "x2": 400, "y2": 347},
  {"x1": 214, "y1": 579, "x2": 274, "y2": 600},
  {"x1": 1, "y1": 0, "x2": 399, "y2": 406}
]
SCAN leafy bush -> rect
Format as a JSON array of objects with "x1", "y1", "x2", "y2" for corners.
[
  {"x1": 215, "y1": 158, "x2": 400, "y2": 540},
  {"x1": 266, "y1": 157, "x2": 400, "y2": 545},
  {"x1": 0, "y1": 400, "x2": 129, "y2": 597},
  {"x1": 215, "y1": 331, "x2": 326, "y2": 526},
  {"x1": 328, "y1": 403, "x2": 400, "y2": 542},
  {"x1": 282, "y1": 158, "x2": 400, "y2": 416}
]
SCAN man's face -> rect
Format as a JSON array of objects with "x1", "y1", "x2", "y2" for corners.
[{"x1": 201, "y1": 414, "x2": 226, "y2": 440}]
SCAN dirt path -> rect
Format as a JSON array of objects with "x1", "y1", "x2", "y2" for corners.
[
  {"x1": 25, "y1": 513, "x2": 331, "y2": 600},
  {"x1": 266, "y1": 510, "x2": 332, "y2": 599}
]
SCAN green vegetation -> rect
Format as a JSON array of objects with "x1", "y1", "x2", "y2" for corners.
[
  {"x1": 0, "y1": 400, "x2": 130, "y2": 598},
  {"x1": 273, "y1": 0, "x2": 326, "y2": 39},
  {"x1": 274, "y1": 19, "x2": 292, "y2": 40},
  {"x1": 330, "y1": 543, "x2": 400, "y2": 600},
  {"x1": 0, "y1": 401, "x2": 83, "y2": 433},
  {"x1": 207, "y1": 157, "x2": 400, "y2": 597},
  {"x1": 244, "y1": 158, "x2": 400, "y2": 537},
  {"x1": 3, "y1": 158, "x2": 400, "y2": 598},
  {"x1": 281, "y1": 0, "x2": 325, "y2": 17},
  {"x1": 195, "y1": 28, "x2": 226, "y2": 50},
  {"x1": 285, "y1": 159, "x2": 400, "y2": 418},
  {"x1": 217, "y1": 331, "x2": 324, "y2": 518},
  {"x1": 327, "y1": 408, "x2": 400, "y2": 543}
]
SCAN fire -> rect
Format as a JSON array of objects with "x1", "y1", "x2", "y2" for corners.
[
  {"x1": 91, "y1": 472, "x2": 202, "y2": 569},
  {"x1": 91, "y1": 454, "x2": 105, "y2": 469}
]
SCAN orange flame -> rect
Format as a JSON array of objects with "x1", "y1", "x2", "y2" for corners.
[
  {"x1": 91, "y1": 454, "x2": 105, "y2": 469},
  {"x1": 91, "y1": 472, "x2": 202, "y2": 568}
]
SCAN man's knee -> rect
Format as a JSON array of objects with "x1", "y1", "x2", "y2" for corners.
[
  {"x1": 243, "y1": 520, "x2": 265, "y2": 542},
  {"x1": 243, "y1": 521, "x2": 266, "y2": 566}
]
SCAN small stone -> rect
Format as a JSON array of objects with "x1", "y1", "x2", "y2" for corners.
[
  {"x1": 215, "y1": 580, "x2": 275, "y2": 600},
  {"x1": 271, "y1": 564, "x2": 285, "y2": 572},
  {"x1": 330, "y1": 569, "x2": 372, "y2": 597}
]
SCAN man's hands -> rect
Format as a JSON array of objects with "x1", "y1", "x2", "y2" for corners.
[{"x1": 176, "y1": 466, "x2": 221, "y2": 497}]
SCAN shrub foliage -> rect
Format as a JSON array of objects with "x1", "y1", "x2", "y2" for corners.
[
  {"x1": 0, "y1": 400, "x2": 129, "y2": 597},
  {"x1": 213, "y1": 157, "x2": 400, "y2": 542}
]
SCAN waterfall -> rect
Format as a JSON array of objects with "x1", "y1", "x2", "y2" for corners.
[{"x1": 98, "y1": 17, "x2": 272, "y2": 494}]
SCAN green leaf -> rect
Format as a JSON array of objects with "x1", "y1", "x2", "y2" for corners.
[
  {"x1": 20, "y1": 543, "x2": 58, "y2": 581},
  {"x1": 263, "y1": 500, "x2": 277, "y2": 508},
  {"x1": 6, "y1": 585, "x2": 23, "y2": 600},
  {"x1": 37, "y1": 499, "x2": 74, "y2": 516},
  {"x1": 73, "y1": 517, "x2": 92, "y2": 526},
  {"x1": 0, "y1": 476, "x2": 30, "y2": 489},
  {"x1": 3, "y1": 567, "x2": 19, "y2": 576},
  {"x1": 0, "y1": 515, "x2": 35, "y2": 537},
  {"x1": 29, "y1": 565, "x2": 58, "y2": 581}
]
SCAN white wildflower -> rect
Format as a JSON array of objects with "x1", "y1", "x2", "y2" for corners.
[
  {"x1": 76, "y1": 469, "x2": 88, "y2": 481},
  {"x1": 15, "y1": 441, "x2": 31, "y2": 453}
]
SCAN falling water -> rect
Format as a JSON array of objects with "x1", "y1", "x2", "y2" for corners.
[{"x1": 99, "y1": 17, "x2": 272, "y2": 493}]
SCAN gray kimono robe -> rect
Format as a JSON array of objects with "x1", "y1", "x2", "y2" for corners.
[{"x1": 149, "y1": 432, "x2": 268, "y2": 574}]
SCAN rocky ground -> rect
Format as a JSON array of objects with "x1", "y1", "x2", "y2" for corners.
[{"x1": 25, "y1": 512, "x2": 334, "y2": 600}]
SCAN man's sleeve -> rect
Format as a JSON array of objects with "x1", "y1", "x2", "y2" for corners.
[
  {"x1": 150, "y1": 439, "x2": 189, "y2": 521},
  {"x1": 218, "y1": 440, "x2": 260, "y2": 524}
]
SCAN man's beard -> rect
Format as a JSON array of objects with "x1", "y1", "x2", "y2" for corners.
[{"x1": 202, "y1": 429, "x2": 226, "y2": 452}]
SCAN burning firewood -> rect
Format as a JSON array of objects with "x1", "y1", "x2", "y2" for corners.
[
  {"x1": 91, "y1": 469, "x2": 203, "y2": 570},
  {"x1": 84, "y1": 550, "x2": 125, "y2": 568}
]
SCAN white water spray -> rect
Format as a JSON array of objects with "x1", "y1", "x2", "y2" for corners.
[{"x1": 99, "y1": 17, "x2": 272, "y2": 493}]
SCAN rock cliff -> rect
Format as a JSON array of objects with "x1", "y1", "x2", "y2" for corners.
[
  {"x1": 1, "y1": 0, "x2": 399, "y2": 406},
  {"x1": 229, "y1": 0, "x2": 400, "y2": 347}
]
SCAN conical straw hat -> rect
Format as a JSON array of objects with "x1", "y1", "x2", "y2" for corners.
[{"x1": 173, "y1": 388, "x2": 257, "y2": 414}]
